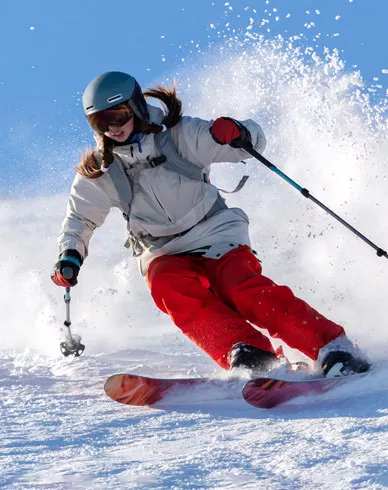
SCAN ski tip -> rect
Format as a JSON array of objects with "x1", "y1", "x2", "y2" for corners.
[{"x1": 104, "y1": 373, "x2": 150, "y2": 406}]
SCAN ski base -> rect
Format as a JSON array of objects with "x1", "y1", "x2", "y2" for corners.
[
  {"x1": 104, "y1": 374, "x2": 208, "y2": 406},
  {"x1": 242, "y1": 374, "x2": 367, "y2": 408}
]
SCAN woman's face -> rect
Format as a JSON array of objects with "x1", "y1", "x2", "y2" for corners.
[
  {"x1": 88, "y1": 103, "x2": 135, "y2": 142},
  {"x1": 104, "y1": 116, "x2": 135, "y2": 142}
]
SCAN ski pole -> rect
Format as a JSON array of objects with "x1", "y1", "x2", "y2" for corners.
[
  {"x1": 235, "y1": 139, "x2": 388, "y2": 259},
  {"x1": 60, "y1": 285, "x2": 85, "y2": 357}
]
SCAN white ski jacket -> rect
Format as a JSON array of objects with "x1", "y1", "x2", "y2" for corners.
[{"x1": 58, "y1": 105, "x2": 266, "y2": 274}]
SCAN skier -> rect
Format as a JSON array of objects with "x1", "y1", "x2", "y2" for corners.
[{"x1": 51, "y1": 71, "x2": 370, "y2": 377}]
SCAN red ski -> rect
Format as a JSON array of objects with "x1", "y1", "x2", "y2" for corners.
[
  {"x1": 104, "y1": 373, "x2": 209, "y2": 406},
  {"x1": 242, "y1": 375, "x2": 361, "y2": 408}
]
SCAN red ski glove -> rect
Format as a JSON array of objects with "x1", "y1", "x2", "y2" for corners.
[{"x1": 210, "y1": 117, "x2": 252, "y2": 147}]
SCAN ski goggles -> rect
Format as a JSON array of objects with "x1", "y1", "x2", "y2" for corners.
[{"x1": 87, "y1": 104, "x2": 134, "y2": 133}]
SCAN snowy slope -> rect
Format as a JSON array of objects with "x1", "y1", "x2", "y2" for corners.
[
  {"x1": 2, "y1": 351, "x2": 388, "y2": 489},
  {"x1": 2, "y1": 36, "x2": 388, "y2": 489}
]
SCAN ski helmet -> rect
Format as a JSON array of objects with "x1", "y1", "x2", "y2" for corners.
[{"x1": 82, "y1": 71, "x2": 150, "y2": 123}]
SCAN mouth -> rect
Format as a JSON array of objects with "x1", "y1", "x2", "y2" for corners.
[{"x1": 110, "y1": 131, "x2": 125, "y2": 138}]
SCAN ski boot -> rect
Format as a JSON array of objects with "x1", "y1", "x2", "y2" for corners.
[
  {"x1": 318, "y1": 337, "x2": 371, "y2": 377},
  {"x1": 321, "y1": 351, "x2": 371, "y2": 377},
  {"x1": 229, "y1": 343, "x2": 280, "y2": 373}
]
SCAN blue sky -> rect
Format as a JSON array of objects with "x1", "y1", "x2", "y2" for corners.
[{"x1": 1, "y1": 0, "x2": 387, "y2": 195}]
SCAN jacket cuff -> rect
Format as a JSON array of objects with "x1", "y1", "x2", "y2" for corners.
[{"x1": 59, "y1": 249, "x2": 84, "y2": 266}]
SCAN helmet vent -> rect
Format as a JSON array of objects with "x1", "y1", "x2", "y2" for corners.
[
  {"x1": 85, "y1": 105, "x2": 95, "y2": 111},
  {"x1": 107, "y1": 94, "x2": 123, "y2": 104}
]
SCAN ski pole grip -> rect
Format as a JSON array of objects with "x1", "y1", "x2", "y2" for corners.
[
  {"x1": 232, "y1": 138, "x2": 253, "y2": 151},
  {"x1": 62, "y1": 267, "x2": 74, "y2": 280}
]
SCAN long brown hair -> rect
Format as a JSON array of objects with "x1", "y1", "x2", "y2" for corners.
[{"x1": 75, "y1": 84, "x2": 183, "y2": 179}]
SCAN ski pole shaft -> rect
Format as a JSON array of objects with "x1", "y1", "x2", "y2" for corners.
[
  {"x1": 64, "y1": 287, "x2": 71, "y2": 329},
  {"x1": 60, "y1": 287, "x2": 85, "y2": 357},
  {"x1": 63, "y1": 287, "x2": 75, "y2": 347},
  {"x1": 236, "y1": 140, "x2": 388, "y2": 259}
]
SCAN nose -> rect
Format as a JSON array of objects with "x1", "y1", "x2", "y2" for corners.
[{"x1": 108, "y1": 125, "x2": 122, "y2": 135}]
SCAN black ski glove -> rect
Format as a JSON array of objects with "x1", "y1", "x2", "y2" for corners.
[{"x1": 51, "y1": 249, "x2": 83, "y2": 287}]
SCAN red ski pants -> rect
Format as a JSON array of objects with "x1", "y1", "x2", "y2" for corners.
[{"x1": 146, "y1": 246, "x2": 345, "y2": 369}]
